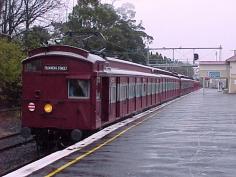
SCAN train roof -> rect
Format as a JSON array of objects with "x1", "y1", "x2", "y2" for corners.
[
  {"x1": 106, "y1": 57, "x2": 178, "y2": 77},
  {"x1": 103, "y1": 68, "x2": 178, "y2": 79},
  {"x1": 23, "y1": 45, "x2": 106, "y2": 64},
  {"x1": 106, "y1": 57, "x2": 154, "y2": 71}
]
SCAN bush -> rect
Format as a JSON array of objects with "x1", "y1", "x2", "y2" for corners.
[{"x1": 0, "y1": 39, "x2": 25, "y2": 108}]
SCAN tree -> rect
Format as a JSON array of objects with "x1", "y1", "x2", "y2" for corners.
[
  {"x1": 24, "y1": 26, "x2": 51, "y2": 50},
  {"x1": 0, "y1": 39, "x2": 25, "y2": 107},
  {"x1": 55, "y1": 1, "x2": 153, "y2": 64},
  {"x1": 0, "y1": 0, "x2": 61, "y2": 37},
  {"x1": 0, "y1": 0, "x2": 3, "y2": 18}
]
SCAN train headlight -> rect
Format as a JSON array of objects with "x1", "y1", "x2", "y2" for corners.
[{"x1": 44, "y1": 103, "x2": 53, "y2": 113}]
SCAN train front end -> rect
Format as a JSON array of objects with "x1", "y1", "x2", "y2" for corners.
[{"x1": 21, "y1": 46, "x2": 103, "y2": 147}]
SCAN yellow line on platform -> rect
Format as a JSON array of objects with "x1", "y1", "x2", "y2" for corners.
[{"x1": 45, "y1": 118, "x2": 149, "y2": 177}]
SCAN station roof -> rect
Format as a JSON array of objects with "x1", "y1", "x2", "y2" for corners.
[
  {"x1": 199, "y1": 61, "x2": 226, "y2": 65},
  {"x1": 226, "y1": 55, "x2": 236, "y2": 62}
]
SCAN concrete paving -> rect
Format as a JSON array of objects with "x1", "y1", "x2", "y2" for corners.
[{"x1": 25, "y1": 89, "x2": 236, "y2": 176}]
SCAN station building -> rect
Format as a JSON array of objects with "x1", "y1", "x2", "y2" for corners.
[{"x1": 199, "y1": 55, "x2": 236, "y2": 93}]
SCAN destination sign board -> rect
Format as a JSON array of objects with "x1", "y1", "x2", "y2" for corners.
[
  {"x1": 44, "y1": 65, "x2": 68, "y2": 71},
  {"x1": 208, "y1": 71, "x2": 220, "y2": 78}
]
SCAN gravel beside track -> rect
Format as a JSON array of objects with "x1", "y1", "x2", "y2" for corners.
[
  {"x1": 0, "y1": 109, "x2": 21, "y2": 138},
  {"x1": 0, "y1": 109, "x2": 37, "y2": 176},
  {"x1": 0, "y1": 134, "x2": 34, "y2": 152},
  {"x1": 0, "y1": 142, "x2": 38, "y2": 176}
]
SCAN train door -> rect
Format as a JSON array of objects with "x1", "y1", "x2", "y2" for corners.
[
  {"x1": 101, "y1": 77, "x2": 109, "y2": 123},
  {"x1": 109, "y1": 77, "x2": 117, "y2": 121},
  {"x1": 122, "y1": 77, "x2": 128, "y2": 116},
  {"x1": 141, "y1": 78, "x2": 147, "y2": 109},
  {"x1": 147, "y1": 78, "x2": 151, "y2": 107},
  {"x1": 151, "y1": 78, "x2": 156, "y2": 106},
  {"x1": 163, "y1": 78, "x2": 167, "y2": 101},
  {"x1": 160, "y1": 78, "x2": 163, "y2": 103},
  {"x1": 128, "y1": 77, "x2": 135, "y2": 114},
  {"x1": 167, "y1": 79, "x2": 169, "y2": 100},
  {"x1": 155, "y1": 78, "x2": 158, "y2": 104},
  {"x1": 162, "y1": 78, "x2": 165, "y2": 102},
  {"x1": 127, "y1": 77, "x2": 130, "y2": 114},
  {"x1": 135, "y1": 77, "x2": 141, "y2": 111},
  {"x1": 116, "y1": 77, "x2": 121, "y2": 118},
  {"x1": 96, "y1": 77, "x2": 102, "y2": 125},
  {"x1": 157, "y1": 78, "x2": 160, "y2": 104}
]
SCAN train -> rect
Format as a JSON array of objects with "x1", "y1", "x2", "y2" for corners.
[{"x1": 21, "y1": 45, "x2": 200, "y2": 148}]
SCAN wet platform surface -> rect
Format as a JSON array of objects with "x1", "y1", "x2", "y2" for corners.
[{"x1": 23, "y1": 89, "x2": 236, "y2": 176}]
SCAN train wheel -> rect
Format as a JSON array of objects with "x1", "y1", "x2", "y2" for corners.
[{"x1": 71, "y1": 129, "x2": 83, "y2": 142}]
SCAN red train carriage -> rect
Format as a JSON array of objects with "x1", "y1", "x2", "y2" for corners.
[{"x1": 21, "y1": 45, "x2": 199, "y2": 147}]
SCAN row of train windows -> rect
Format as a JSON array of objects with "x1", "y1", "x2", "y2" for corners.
[
  {"x1": 67, "y1": 79, "x2": 182, "y2": 100},
  {"x1": 110, "y1": 82, "x2": 180, "y2": 103}
]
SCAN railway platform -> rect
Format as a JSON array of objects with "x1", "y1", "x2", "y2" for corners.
[{"x1": 5, "y1": 89, "x2": 236, "y2": 177}]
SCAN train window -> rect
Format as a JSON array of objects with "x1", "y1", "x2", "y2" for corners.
[
  {"x1": 147, "y1": 83, "x2": 151, "y2": 95},
  {"x1": 117, "y1": 84, "x2": 120, "y2": 101},
  {"x1": 110, "y1": 85, "x2": 116, "y2": 103},
  {"x1": 120, "y1": 85, "x2": 124, "y2": 101},
  {"x1": 135, "y1": 83, "x2": 141, "y2": 97},
  {"x1": 152, "y1": 83, "x2": 155, "y2": 94},
  {"x1": 160, "y1": 82, "x2": 163, "y2": 93},
  {"x1": 129, "y1": 84, "x2": 131, "y2": 99},
  {"x1": 156, "y1": 82, "x2": 159, "y2": 93},
  {"x1": 125, "y1": 85, "x2": 128, "y2": 99},
  {"x1": 96, "y1": 77, "x2": 101, "y2": 100},
  {"x1": 142, "y1": 83, "x2": 146, "y2": 96},
  {"x1": 120, "y1": 84, "x2": 128, "y2": 101},
  {"x1": 24, "y1": 59, "x2": 41, "y2": 72},
  {"x1": 129, "y1": 83, "x2": 135, "y2": 99},
  {"x1": 68, "y1": 79, "x2": 90, "y2": 98}
]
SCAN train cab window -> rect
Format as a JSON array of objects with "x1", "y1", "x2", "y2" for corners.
[
  {"x1": 24, "y1": 59, "x2": 41, "y2": 72},
  {"x1": 68, "y1": 79, "x2": 90, "y2": 98}
]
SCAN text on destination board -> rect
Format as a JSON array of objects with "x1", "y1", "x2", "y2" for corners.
[{"x1": 44, "y1": 65, "x2": 68, "y2": 71}]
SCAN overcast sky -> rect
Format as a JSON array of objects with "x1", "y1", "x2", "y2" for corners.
[{"x1": 68, "y1": 0, "x2": 236, "y2": 62}]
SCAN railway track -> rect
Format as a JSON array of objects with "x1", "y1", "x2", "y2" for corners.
[
  {"x1": 0, "y1": 134, "x2": 39, "y2": 176},
  {"x1": 0, "y1": 132, "x2": 20, "y2": 141},
  {"x1": 0, "y1": 133, "x2": 34, "y2": 153},
  {"x1": 0, "y1": 107, "x2": 20, "y2": 113}
]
